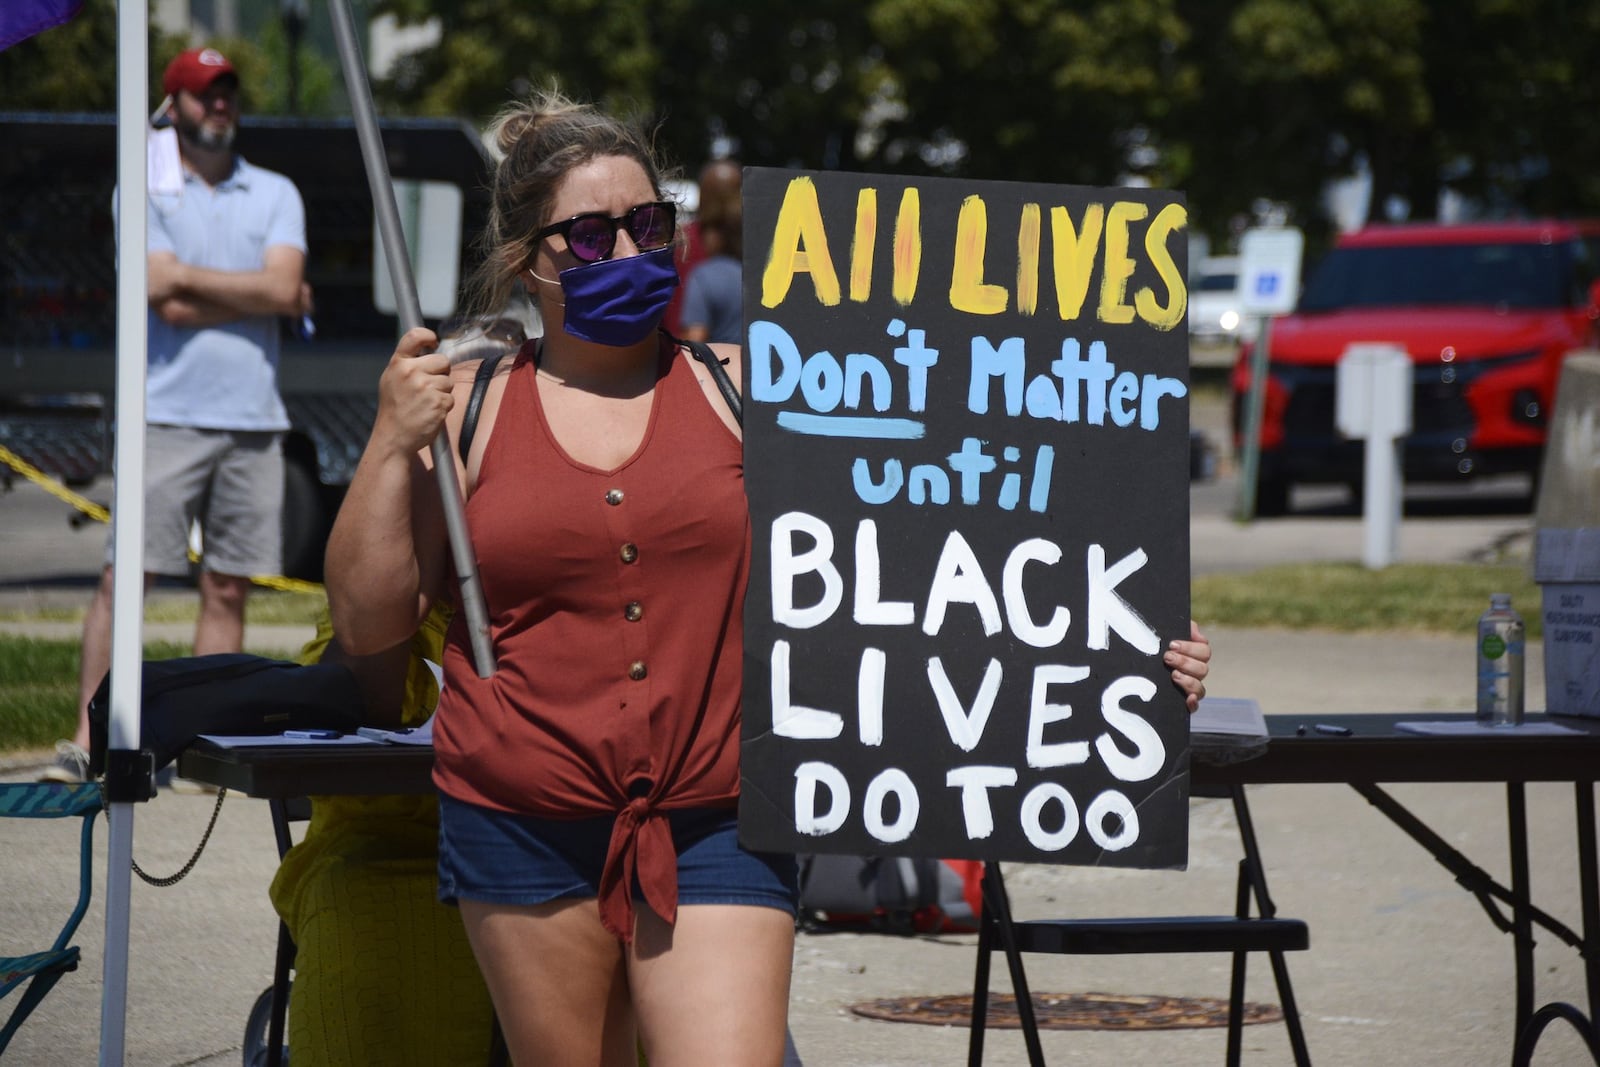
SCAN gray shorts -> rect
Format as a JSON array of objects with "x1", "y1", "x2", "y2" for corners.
[{"x1": 105, "y1": 424, "x2": 284, "y2": 578}]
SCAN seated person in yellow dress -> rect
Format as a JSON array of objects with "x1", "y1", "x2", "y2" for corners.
[{"x1": 267, "y1": 604, "x2": 496, "y2": 1065}]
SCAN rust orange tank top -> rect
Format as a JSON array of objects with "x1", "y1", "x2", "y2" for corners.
[{"x1": 432, "y1": 338, "x2": 749, "y2": 939}]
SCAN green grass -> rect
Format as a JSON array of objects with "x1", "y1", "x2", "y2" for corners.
[
  {"x1": 163, "y1": 589, "x2": 326, "y2": 625},
  {"x1": 1191, "y1": 562, "x2": 1542, "y2": 636},
  {"x1": 0, "y1": 637, "x2": 190, "y2": 752},
  {"x1": 0, "y1": 589, "x2": 328, "y2": 626},
  {"x1": 0, "y1": 589, "x2": 328, "y2": 755}
]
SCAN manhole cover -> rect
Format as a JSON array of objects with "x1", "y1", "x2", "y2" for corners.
[{"x1": 848, "y1": 992, "x2": 1284, "y2": 1031}]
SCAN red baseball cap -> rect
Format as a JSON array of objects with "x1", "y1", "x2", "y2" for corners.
[{"x1": 162, "y1": 47, "x2": 238, "y2": 97}]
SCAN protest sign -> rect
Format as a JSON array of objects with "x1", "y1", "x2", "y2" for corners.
[{"x1": 738, "y1": 168, "x2": 1193, "y2": 869}]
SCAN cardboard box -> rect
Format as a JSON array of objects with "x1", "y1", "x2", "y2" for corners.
[
  {"x1": 1532, "y1": 353, "x2": 1600, "y2": 718},
  {"x1": 1536, "y1": 530, "x2": 1600, "y2": 719}
]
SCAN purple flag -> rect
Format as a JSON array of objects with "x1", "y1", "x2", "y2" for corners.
[{"x1": 0, "y1": 0, "x2": 84, "y2": 51}]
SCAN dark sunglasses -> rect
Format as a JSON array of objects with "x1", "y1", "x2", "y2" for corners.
[{"x1": 534, "y1": 201, "x2": 677, "y2": 264}]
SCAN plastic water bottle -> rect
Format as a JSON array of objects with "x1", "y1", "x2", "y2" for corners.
[{"x1": 1476, "y1": 593, "x2": 1525, "y2": 726}]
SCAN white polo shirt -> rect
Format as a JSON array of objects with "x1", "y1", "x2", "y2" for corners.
[{"x1": 141, "y1": 156, "x2": 306, "y2": 431}]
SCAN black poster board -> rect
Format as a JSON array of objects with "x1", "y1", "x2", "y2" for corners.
[{"x1": 738, "y1": 168, "x2": 1192, "y2": 870}]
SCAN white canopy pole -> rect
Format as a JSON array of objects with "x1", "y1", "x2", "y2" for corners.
[{"x1": 99, "y1": 0, "x2": 149, "y2": 1060}]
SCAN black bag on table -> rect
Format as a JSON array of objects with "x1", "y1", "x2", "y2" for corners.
[{"x1": 87, "y1": 653, "x2": 364, "y2": 776}]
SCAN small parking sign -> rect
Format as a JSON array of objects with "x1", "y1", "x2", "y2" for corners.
[{"x1": 1239, "y1": 227, "x2": 1304, "y2": 315}]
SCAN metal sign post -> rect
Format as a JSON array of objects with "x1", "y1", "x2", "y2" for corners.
[
  {"x1": 1233, "y1": 227, "x2": 1304, "y2": 521},
  {"x1": 326, "y1": 0, "x2": 494, "y2": 676}
]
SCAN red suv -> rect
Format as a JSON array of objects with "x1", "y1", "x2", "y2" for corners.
[{"x1": 1231, "y1": 220, "x2": 1600, "y2": 514}]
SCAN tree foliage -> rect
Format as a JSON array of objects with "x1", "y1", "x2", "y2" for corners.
[
  {"x1": 1424, "y1": 0, "x2": 1600, "y2": 216},
  {"x1": 0, "y1": 0, "x2": 338, "y2": 116},
  {"x1": 0, "y1": 0, "x2": 177, "y2": 110},
  {"x1": 861, "y1": 0, "x2": 1193, "y2": 183},
  {"x1": 7, "y1": 0, "x2": 1598, "y2": 247},
  {"x1": 372, "y1": 0, "x2": 877, "y2": 178},
  {"x1": 1173, "y1": 0, "x2": 1433, "y2": 248}
]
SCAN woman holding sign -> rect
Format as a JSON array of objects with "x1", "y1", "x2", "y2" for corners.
[{"x1": 326, "y1": 88, "x2": 1212, "y2": 1065}]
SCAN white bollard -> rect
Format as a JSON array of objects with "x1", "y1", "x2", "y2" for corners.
[{"x1": 1336, "y1": 344, "x2": 1413, "y2": 569}]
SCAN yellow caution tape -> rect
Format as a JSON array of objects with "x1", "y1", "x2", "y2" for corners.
[
  {"x1": 0, "y1": 443, "x2": 110, "y2": 522},
  {"x1": 251, "y1": 573, "x2": 325, "y2": 594},
  {"x1": 0, "y1": 443, "x2": 324, "y2": 595}
]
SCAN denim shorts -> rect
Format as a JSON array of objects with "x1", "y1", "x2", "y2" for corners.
[{"x1": 437, "y1": 795, "x2": 798, "y2": 915}]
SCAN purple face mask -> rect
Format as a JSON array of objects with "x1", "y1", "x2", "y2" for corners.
[{"x1": 557, "y1": 245, "x2": 680, "y2": 347}]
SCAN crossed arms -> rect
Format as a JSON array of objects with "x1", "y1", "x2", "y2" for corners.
[{"x1": 148, "y1": 244, "x2": 311, "y2": 328}]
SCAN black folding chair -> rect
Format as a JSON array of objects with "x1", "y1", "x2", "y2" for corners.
[
  {"x1": 969, "y1": 784, "x2": 1312, "y2": 1066},
  {"x1": 238, "y1": 796, "x2": 309, "y2": 1067}
]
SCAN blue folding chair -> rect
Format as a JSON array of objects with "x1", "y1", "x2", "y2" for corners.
[{"x1": 0, "y1": 782, "x2": 103, "y2": 1056}]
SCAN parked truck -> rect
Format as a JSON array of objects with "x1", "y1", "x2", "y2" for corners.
[{"x1": 0, "y1": 111, "x2": 497, "y2": 578}]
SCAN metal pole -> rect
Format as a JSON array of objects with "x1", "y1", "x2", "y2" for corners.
[
  {"x1": 100, "y1": 0, "x2": 148, "y2": 1059},
  {"x1": 282, "y1": 0, "x2": 307, "y2": 115},
  {"x1": 1361, "y1": 433, "x2": 1402, "y2": 568},
  {"x1": 326, "y1": 0, "x2": 495, "y2": 676},
  {"x1": 1234, "y1": 315, "x2": 1272, "y2": 522}
]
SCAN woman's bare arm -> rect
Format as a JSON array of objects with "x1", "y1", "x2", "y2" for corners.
[{"x1": 326, "y1": 327, "x2": 455, "y2": 654}]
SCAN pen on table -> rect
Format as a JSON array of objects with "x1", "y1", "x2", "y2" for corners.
[
  {"x1": 283, "y1": 728, "x2": 342, "y2": 740},
  {"x1": 1313, "y1": 723, "x2": 1353, "y2": 736}
]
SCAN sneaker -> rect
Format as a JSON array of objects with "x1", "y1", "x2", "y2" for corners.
[{"x1": 39, "y1": 740, "x2": 90, "y2": 784}]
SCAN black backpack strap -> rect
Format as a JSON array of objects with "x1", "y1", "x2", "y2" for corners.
[
  {"x1": 457, "y1": 350, "x2": 508, "y2": 466},
  {"x1": 679, "y1": 337, "x2": 743, "y2": 427}
]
